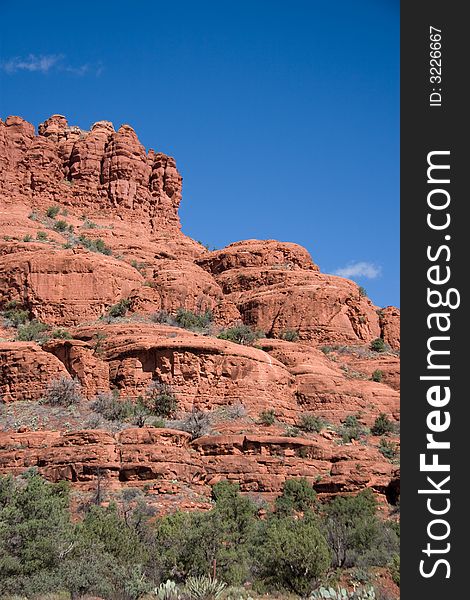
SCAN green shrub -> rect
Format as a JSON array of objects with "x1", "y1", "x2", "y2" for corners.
[
  {"x1": 279, "y1": 329, "x2": 300, "y2": 342},
  {"x1": 175, "y1": 308, "x2": 213, "y2": 331},
  {"x1": 323, "y1": 488, "x2": 398, "y2": 570},
  {"x1": 50, "y1": 328, "x2": 73, "y2": 340},
  {"x1": 390, "y1": 553, "x2": 400, "y2": 586},
  {"x1": 275, "y1": 478, "x2": 318, "y2": 516},
  {"x1": 78, "y1": 234, "x2": 112, "y2": 255},
  {"x1": 82, "y1": 219, "x2": 98, "y2": 229},
  {"x1": 107, "y1": 298, "x2": 131, "y2": 318},
  {"x1": 371, "y1": 413, "x2": 394, "y2": 436},
  {"x1": 37, "y1": 230, "x2": 48, "y2": 241},
  {"x1": 358, "y1": 286, "x2": 367, "y2": 298},
  {"x1": 91, "y1": 391, "x2": 134, "y2": 422},
  {"x1": 16, "y1": 320, "x2": 50, "y2": 343},
  {"x1": 299, "y1": 413, "x2": 325, "y2": 433},
  {"x1": 378, "y1": 438, "x2": 399, "y2": 461},
  {"x1": 218, "y1": 324, "x2": 263, "y2": 346},
  {"x1": 371, "y1": 369, "x2": 383, "y2": 383},
  {"x1": 46, "y1": 205, "x2": 60, "y2": 218},
  {"x1": 340, "y1": 415, "x2": 367, "y2": 443},
  {"x1": 41, "y1": 376, "x2": 83, "y2": 406},
  {"x1": 22, "y1": 234, "x2": 32, "y2": 242},
  {"x1": 130, "y1": 398, "x2": 152, "y2": 427},
  {"x1": 94, "y1": 238, "x2": 112, "y2": 254},
  {"x1": 370, "y1": 338, "x2": 386, "y2": 352},
  {"x1": 53, "y1": 220, "x2": 68, "y2": 232},
  {"x1": 259, "y1": 409, "x2": 276, "y2": 426},
  {"x1": 144, "y1": 381, "x2": 178, "y2": 417},
  {"x1": 2, "y1": 303, "x2": 29, "y2": 326},
  {"x1": 258, "y1": 513, "x2": 330, "y2": 595},
  {"x1": 0, "y1": 473, "x2": 73, "y2": 597}
]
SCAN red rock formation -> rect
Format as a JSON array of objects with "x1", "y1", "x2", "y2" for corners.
[
  {"x1": 0, "y1": 115, "x2": 400, "y2": 509},
  {"x1": 0, "y1": 427, "x2": 399, "y2": 505},
  {"x1": 0, "y1": 342, "x2": 69, "y2": 402},
  {"x1": 198, "y1": 240, "x2": 385, "y2": 345}
]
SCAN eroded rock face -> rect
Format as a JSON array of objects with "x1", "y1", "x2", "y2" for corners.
[
  {"x1": 0, "y1": 115, "x2": 183, "y2": 235},
  {"x1": 0, "y1": 342, "x2": 69, "y2": 402},
  {"x1": 0, "y1": 427, "x2": 399, "y2": 504},
  {"x1": 71, "y1": 323, "x2": 298, "y2": 420},
  {"x1": 198, "y1": 240, "x2": 383, "y2": 345},
  {"x1": 380, "y1": 306, "x2": 400, "y2": 350},
  {"x1": 260, "y1": 339, "x2": 399, "y2": 425},
  {"x1": 0, "y1": 248, "x2": 143, "y2": 325},
  {"x1": 0, "y1": 115, "x2": 400, "y2": 508}
]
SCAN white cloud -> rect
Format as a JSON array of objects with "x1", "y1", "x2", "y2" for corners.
[
  {"x1": 1, "y1": 54, "x2": 63, "y2": 73},
  {"x1": 334, "y1": 261, "x2": 381, "y2": 280},
  {"x1": 1, "y1": 54, "x2": 102, "y2": 76}
]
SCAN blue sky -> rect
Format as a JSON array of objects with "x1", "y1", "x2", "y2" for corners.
[{"x1": 0, "y1": 0, "x2": 399, "y2": 308}]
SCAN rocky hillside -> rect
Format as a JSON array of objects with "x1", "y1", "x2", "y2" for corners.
[{"x1": 0, "y1": 115, "x2": 400, "y2": 511}]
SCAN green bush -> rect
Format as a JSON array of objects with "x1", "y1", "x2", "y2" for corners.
[
  {"x1": 107, "y1": 298, "x2": 131, "y2": 318},
  {"x1": 50, "y1": 328, "x2": 73, "y2": 340},
  {"x1": 83, "y1": 219, "x2": 98, "y2": 229},
  {"x1": 175, "y1": 308, "x2": 213, "y2": 331},
  {"x1": 78, "y1": 234, "x2": 112, "y2": 255},
  {"x1": 258, "y1": 409, "x2": 276, "y2": 426},
  {"x1": 378, "y1": 438, "x2": 399, "y2": 461},
  {"x1": 323, "y1": 489, "x2": 398, "y2": 569},
  {"x1": 37, "y1": 230, "x2": 48, "y2": 241},
  {"x1": 0, "y1": 472, "x2": 399, "y2": 598},
  {"x1": 2, "y1": 302, "x2": 29, "y2": 326},
  {"x1": 53, "y1": 220, "x2": 68, "y2": 232},
  {"x1": 279, "y1": 329, "x2": 300, "y2": 342},
  {"x1": 22, "y1": 234, "x2": 32, "y2": 242},
  {"x1": 258, "y1": 513, "x2": 330, "y2": 595},
  {"x1": 299, "y1": 413, "x2": 325, "y2": 433},
  {"x1": 371, "y1": 413, "x2": 394, "y2": 436},
  {"x1": 46, "y1": 205, "x2": 60, "y2": 218},
  {"x1": 358, "y1": 286, "x2": 367, "y2": 298},
  {"x1": 91, "y1": 391, "x2": 134, "y2": 422},
  {"x1": 144, "y1": 381, "x2": 179, "y2": 417},
  {"x1": 41, "y1": 376, "x2": 83, "y2": 406},
  {"x1": 340, "y1": 415, "x2": 367, "y2": 443},
  {"x1": 275, "y1": 478, "x2": 318, "y2": 516},
  {"x1": 0, "y1": 472, "x2": 73, "y2": 597},
  {"x1": 218, "y1": 324, "x2": 263, "y2": 346},
  {"x1": 371, "y1": 369, "x2": 383, "y2": 383},
  {"x1": 390, "y1": 553, "x2": 400, "y2": 586},
  {"x1": 370, "y1": 338, "x2": 386, "y2": 353},
  {"x1": 16, "y1": 320, "x2": 50, "y2": 343}
]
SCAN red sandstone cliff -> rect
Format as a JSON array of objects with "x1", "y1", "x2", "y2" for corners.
[{"x1": 0, "y1": 115, "x2": 400, "y2": 509}]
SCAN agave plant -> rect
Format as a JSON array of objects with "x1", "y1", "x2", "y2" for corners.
[
  {"x1": 184, "y1": 575, "x2": 227, "y2": 600},
  {"x1": 154, "y1": 579, "x2": 182, "y2": 600},
  {"x1": 311, "y1": 586, "x2": 376, "y2": 600}
]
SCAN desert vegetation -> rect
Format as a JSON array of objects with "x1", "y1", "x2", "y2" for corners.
[{"x1": 0, "y1": 474, "x2": 399, "y2": 600}]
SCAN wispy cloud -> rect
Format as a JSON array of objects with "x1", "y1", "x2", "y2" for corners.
[
  {"x1": 1, "y1": 54, "x2": 63, "y2": 74},
  {"x1": 334, "y1": 261, "x2": 382, "y2": 280},
  {"x1": 1, "y1": 53, "x2": 102, "y2": 76}
]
